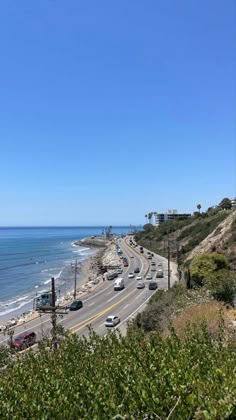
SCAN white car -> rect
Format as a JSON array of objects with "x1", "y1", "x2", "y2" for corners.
[
  {"x1": 146, "y1": 274, "x2": 152, "y2": 280},
  {"x1": 137, "y1": 281, "x2": 145, "y2": 289},
  {"x1": 105, "y1": 315, "x2": 120, "y2": 327},
  {"x1": 151, "y1": 267, "x2": 156, "y2": 271},
  {"x1": 128, "y1": 273, "x2": 135, "y2": 278},
  {"x1": 136, "y1": 275, "x2": 142, "y2": 281}
]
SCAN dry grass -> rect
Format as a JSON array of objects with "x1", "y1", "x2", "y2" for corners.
[{"x1": 163, "y1": 301, "x2": 233, "y2": 339}]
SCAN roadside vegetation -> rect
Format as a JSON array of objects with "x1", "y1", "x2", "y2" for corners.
[{"x1": 0, "y1": 319, "x2": 235, "y2": 419}]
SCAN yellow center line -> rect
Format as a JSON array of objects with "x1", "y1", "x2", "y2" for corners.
[{"x1": 70, "y1": 288, "x2": 136, "y2": 334}]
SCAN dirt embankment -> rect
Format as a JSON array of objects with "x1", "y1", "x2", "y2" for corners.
[{"x1": 186, "y1": 210, "x2": 236, "y2": 262}]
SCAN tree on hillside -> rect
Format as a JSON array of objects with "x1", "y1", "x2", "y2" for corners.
[
  {"x1": 219, "y1": 198, "x2": 232, "y2": 210},
  {"x1": 197, "y1": 204, "x2": 201, "y2": 213},
  {"x1": 189, "y1": 253, "x2": 236, "y2": 303},
  {"x1": 143, "y1": 223, "x2": 154, "y2": 233},
  {"x1": 147, "y1": 212, "x2": 153, "y2": 224},
  {"x1": 190, "y1": 253, "x2": 228, "y2": 286},
  {"x1": 145, "y1": 214, "x2": 148, "y2": 223}
]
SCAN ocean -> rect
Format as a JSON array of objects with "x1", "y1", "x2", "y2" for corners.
[{"x1": 0, "y1": 226, "x2": 134, "y2": 321}]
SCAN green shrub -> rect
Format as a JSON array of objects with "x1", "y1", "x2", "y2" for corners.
[
  {"x1": 0, "y1": 322, "x2": 235, "y2": 418},
  {"x1": 190, "y1": 253, "x2": 228, "y2": 286}
]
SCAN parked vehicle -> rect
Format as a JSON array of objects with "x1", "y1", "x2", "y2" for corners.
[
  {"x1": 69, "y1": 300, "x2": 83, "y2": 311},
  {"x1": 114, "y1": 278, "x2": 125, "y2": 291},
  {"x1": 149, "y1": 281, "x2": 158, "y2": 290},
  {"x1": 134, "y1": 267, "x2": 140, "y2": 273},
  {"x1": 12, "y1": 331, "x2": 36, "y2": 350},
  {"x1": 105, "y1": 315, "x2": 120, "y2": 327}
]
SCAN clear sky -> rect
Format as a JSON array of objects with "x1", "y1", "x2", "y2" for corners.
[{"x1": 0, "y1": 0, "x2": 235, "y2": 226}]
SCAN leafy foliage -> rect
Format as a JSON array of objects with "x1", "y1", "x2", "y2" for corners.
[
  {"x1": 190, "y1": 253, "x2": 236, "y2": 304},
  {"x1": 219, "y1": 197, "x2": 232, "y2": 210},
  {"x1": 0, "y1": 321, "x2": 235, "y2": 418},
  {"x1": 190, "y1": 253, "x2": 228, "y2": 286}
]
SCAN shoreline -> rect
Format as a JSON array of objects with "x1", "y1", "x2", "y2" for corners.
[{"x1": 0, "y1": 238, "x2": 120, "y2": 332}]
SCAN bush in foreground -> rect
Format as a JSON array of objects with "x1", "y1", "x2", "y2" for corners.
[{"x1": 0, "y1": 321, "x2": 235, "y2": 419}]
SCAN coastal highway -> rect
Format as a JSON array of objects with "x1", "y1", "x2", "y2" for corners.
[{"x1": 0, "y1": 237, "x2": 174, "y2": 346}]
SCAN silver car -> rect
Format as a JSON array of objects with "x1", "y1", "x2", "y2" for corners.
[
  {"x1": 137, "y1": 281, "x2": 145, "y2": 289},
  {"x1": 105, "y1": 315, "x2": 120, "y2": 327}
]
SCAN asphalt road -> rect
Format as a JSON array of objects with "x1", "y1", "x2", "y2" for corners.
[{"x1": 0, "y1": 237, "x2": 175, "y2": 346}]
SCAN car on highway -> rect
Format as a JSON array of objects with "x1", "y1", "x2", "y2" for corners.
[
  {"x1": 69, "y1": 300, "x2": 83, "y2": 311},
  {"x1": 147, "y1": 255, "x2": 152, "y2": 259},
  {"x1": 151, "y1": 267, "x2": 156, "y2": 271},
  {"x1": 149, "y1": 281, "x2": 158, "y2": 290},
  {"x1": 12, "y1": 331, "x2": 36, "y2": 350},
  {"x1": 130, "y1": 255, "x2": 134, "y2": 258},
  {"x1": 146, "y1": 273, "x2": 152, "y2": 280},
  {"x1": 107, "y1": 272, "x2": 117, "y2": 281},
  {"x1": 156, "y1": 270, "x2": 164, "y2": 278},
  {"x1": 135, "y1": 275, "x2": 142, "y2": 281},
  {"x1": 105, "y1": 315, "x2": 120, "y2": 327},
  {"x1": 137, "y1": 281, "x2": 145, "y2": 289},
  {"x1": 117, "y1": 268, "x2": 123, "y2": 274},
  {"x1": 128, "y1": 273, "x2": 135, "y2": 278},
  {"x1": 158, "y1": 262, "x2": 163, "y2": 267},
  {"x1": 134, "y1": 267, "x2": 140, "y2": 273},
  {"x1": 151, "y1": 261, "x2": 156, "y2": 266}
]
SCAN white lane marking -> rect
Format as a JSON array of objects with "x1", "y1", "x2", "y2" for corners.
[
  {"x1": 115, "y1": 290, "x2": 156, "y2": 329},
  {"x1": 98, "y1": 323, "x2": 105, "y2": 328},
  {"x1": 107, "y1": 289, "x2": 125, "y2": 303},
  {"x1": 106, "y1": 291, "x2": 113, "y2": 295},
  {"x1": 133, "y1": 292, "x2": 144, "y2": 301},
  {"x1": 83, "y1": 284, "x2": 111, "y2": 303},
  {"x1": 88, "y1": 301, "x2": 95, "y2": 307},
  {"x1": 123, "y1": 304, "x2": 130, "y2": 309}
]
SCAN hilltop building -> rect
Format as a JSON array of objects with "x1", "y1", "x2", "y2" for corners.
[
  {"x1": 231, "y1": 198, "x2": 236, "y2": 207},
  {"x1": 149, "y1": 210, "x2": 191, "y2": 227}
]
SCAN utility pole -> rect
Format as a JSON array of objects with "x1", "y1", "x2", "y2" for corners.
[
  {"x1": 36, "y1": 277, "x2": 68, "y2": 350},
  {"x1": 167, "y1": 229, "x2": 171, "y2": 290},
  {"x1": 71, "y1": 259, "x2": 79, "y2": 300},
  {"x1": 51, "y1": 277, "x2": 57, "y2": 350}
]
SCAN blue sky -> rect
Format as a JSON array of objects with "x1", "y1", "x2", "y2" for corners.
[{"x1": 0, "y1": 0, "x2": 235, "y2": 226}]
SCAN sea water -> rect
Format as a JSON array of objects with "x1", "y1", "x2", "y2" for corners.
[{"x1": 0, "y1": 226, "x2": 133, "y2": 320}]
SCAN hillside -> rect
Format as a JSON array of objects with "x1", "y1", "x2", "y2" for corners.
[{"x1": 135, "y1": 208, "x2": 236, "y2": 269}]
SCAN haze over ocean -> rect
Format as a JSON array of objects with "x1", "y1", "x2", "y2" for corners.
[{"x1": 0, "y1": 226, "x2": 133, "y2": 320}]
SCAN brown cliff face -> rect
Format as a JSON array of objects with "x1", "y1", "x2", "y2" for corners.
[{"x1": 136, "y1": 209, "x2": 236, "y2": 269}]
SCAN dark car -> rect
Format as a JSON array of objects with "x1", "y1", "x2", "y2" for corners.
[
  {"x1": 69, "y1": 300, "x2": 83, "y2": 311},
  {"x1": 134, "y1": 267, "x2": 140, "y2": 273},
  {"x1": 156, "y1": 270, "x2": 164, "y2": 278},
  {"x1": 12, "y1": 331, "x2": 36, "y2": 350},
  {"x1": 149, "y1": 281, "x2": 158, "y2": 290}
]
